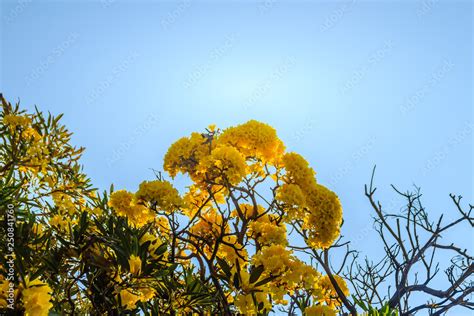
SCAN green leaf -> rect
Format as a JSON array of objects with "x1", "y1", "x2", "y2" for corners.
[
  {"x1": 233, "y1": 272, "x2": 240, "y2": 289},
  {"x1": 249, "y1": 265, "x2": 264, "y2": 284},
  {"x1": 216, "y1": 257, "x2": 232, "y2": 279},
  {"x1": 155, "y1": 243, "x2": 168, "y2": 257}
]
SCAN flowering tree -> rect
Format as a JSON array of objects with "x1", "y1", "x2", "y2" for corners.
[
  {"x1": 0, "y1": 95, "x2": 348, "y2": 315},
  {"x1": 2, "y1": 95, "x2": 469, "y2": 315}
]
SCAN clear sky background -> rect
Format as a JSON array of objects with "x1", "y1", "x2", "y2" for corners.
[{"x1": 1, "y1": 0, "x2": 473, "y2": 314}]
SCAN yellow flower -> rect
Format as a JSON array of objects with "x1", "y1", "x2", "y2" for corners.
[
  {"x1": 208, "y1": 124, "x2": 217, "y2": 132},
  {"x1": 282, "y1": 152, "x2": 317, "y2": 189},
  {"x1": 22, "y1": 277, "x2": 52, "y2": 316},
  {"x1": 119, "y1": 286, "x2": 156, "y2": 310},
  {"x1": 286, "y1": 260, "x2": 320, "y2": 291},
  {"x1": 52, "y1": 192, "x2": 77, "y2": 216},
  {"x1": 234, "y1": 291, "x2": 271, "y2": 315},
  {"x1": 140, "y1": 287, "x2": 156, "y2": 302},
  {"x1": 198, "y1": 145, "x2": 247, "y2": 185},
  {"x1": 252, "y1": 244, "x2": 292, "y2": 275},
  {"x1": 128, "y1": 255, "x2": 142, "y2": 275},
  {"x1": 135, "y1": 180, "x2": 183, "y2": 212},
  {"x1": 139, "y1": 287, "x2": 156, "y2": 301},
  {"x1": 0, "y1": 275, "x2": 17, "y2": 308},
  {"x1": 88, "y1": 207, "x2": 103, "y2": 216},
  {"x1": 49, "y1": 214, "x2": 77, "y2": 234},
  {"x1": 304, "y1": 185, "x2": 343, "y2": 249},
  {"x1": 277, "y1": 183, "x2": 306, "y2": 206},
  {"x1": 189, "y1": 208, "x2": 227, "y2": 240},
  {"x1": 119, "y1": 288, "x2": 141, "y2": 310},
  {"x1": 21, "y1": 127, "x2": 41, "y2": 141},
  {"x1": 182, "y1": 185, "x2": 213, "y2": 217},
  {"x1": 3, "y1": 113, "x2": 31, "y2": 130},
  {"x1": 24, "y1": 139, "x2": 50, "y2": 174},
  {"x1": 280, "y1": 152, "x2": 343, "y2": 249},
  {"x1": 109, "y1": 190, "x2": 155, "y2": 227},
  {"x1": 217, "y1": 235, "x2": 248, "y2": 266},
  {"x1": 234, "y1": 293, "x2": 255, "y2": 314},
  {"x1": 217, "y1": 120, "x2": 285, "y2": 164},
  {"x1": 317, "y1": 275, "x2": 349, "y2": 308},
  {"x1": 31, "y1": 223, "x2": 45, "y2": 236},
  {"x1": 231, "y1": 203, "x2": 266, "y2": 220},
  {"x1": 305, "y1": 304, "x2": 336, "y2": 316},
  {"x1": 163, "y1": 132, "x2": 211, "y2": 179},
  {"x1": 109, "y1": 190, "x2": 134, "y2": 213},
  {"x1": 249, "y1": 220, "x2": 287, "y2": 246}
]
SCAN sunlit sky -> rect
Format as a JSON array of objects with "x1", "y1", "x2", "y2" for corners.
[{"x1": 1, "y1": 0, "x2": 472, "y2": 313}]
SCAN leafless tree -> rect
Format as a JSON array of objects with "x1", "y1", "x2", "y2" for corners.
[{"x1": 344, "y1": 167, "x2": 473, "y2": 315}]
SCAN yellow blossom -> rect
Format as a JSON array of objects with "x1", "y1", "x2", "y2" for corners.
[
  {"x1": 286, "y1": 260, "x2": 321, "y2": 291},
  {"x1": 128, "y1": 255, "x2": 142, "y2": 275},
  {"x1": 139, "y1": 287, "x2": 156, "y2": 301},
  {"x1": 277, "y1": 183, "x2": 306, "y2": 205},
  {"x1": 234, "y1": 291, "x2": 271, "y2": 315},
  {"x1": 208, "y1": 124, "x2": 216, "y2": 132},
  {"x1": 305, "y1": 304, "x2": 337, "y2": 316},
  {"x1": 304, "y1": 185, "x2": 343, "y2": 249},
  {"x1": 135, "y1": 180, "x2": 183, "y2": 212},
  {"x1": 231, "y1": 203, "x2": 266, "y2": 220},
  {"x1": 0, "y1": 275, "x2": 17, "y2": 308},
  {"x1": 49, "y1": 214, "x2": 77, "y2": 234},
  {"x1": 189, "y1": 209, "x2": 227, "y2": 241},
  {"x1": 218, "y1": 235, "x2": 248, "y2": 266},
  {"x1": 252, "y1": 244, "x2": 292, "y2": 275},
  {"x1": 119, "y1": 288, "x2": 142, "y2": 310},
  {"x1": 21, "y1": 127, "x2": 41, "y2": 141},
  {"x1": 234, "y1": 293, "x2": 256, "y2": 315},
  {"x1": 109, "y1": 190, "x2": 155, "y2": 227},
  {"x1": 249, "y1": 220, "x2": 287, "y2": 246},
  {"x1": 198, "y1": 145, "x2": 247, "y2": 185},
  {"x1": 24, "y1": 140, "x2": 50, "y2": 173},
  {"x1": 3, "y1": 113, "x2": 31, "y2": 130},
  {"x1": 217, "y1": 120, "x2": 285, "y2": 164},
  {"x1": 317, "y1": 275, "x2": 349, "y2": 308},
  {"x1": 282, "y1": 152, "x2": 317, "y2": 189},
  {"x1": 163, "y1": 132, "x2": 212, "y2": 179},
  {"x1": 52, "y1": 192, "x2": 77, "y2": 215},
  {"x1": 119, "y1": 286, "x2": 157, "y2": 310},
  {"x1": 22, "y1": 277, "x2": 52, "y2": 316}
]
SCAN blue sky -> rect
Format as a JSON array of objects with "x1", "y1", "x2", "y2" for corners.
[{"x1": 1, "y1": 0, "x2": 472, "y2": 312}]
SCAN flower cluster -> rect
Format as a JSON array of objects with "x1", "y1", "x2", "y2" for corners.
[
  {"x1": 304, "y1": 184, "x2": 343, "y2": 249},
  {"x1": 217, "y1": 120, "x2": 285, "y2": 164},
  {"x1": 199, "y1": 145, "x2": 248, "y2": 185},
  {"x1": 161, "y1": 120, "x2": 346, "y2": 314},
  {"x1": 119, "y1": 287, "x2": 156, "y2": 310},
  {"x1": 248, "y1": 216, "x2": 287, "y2": 246},
  {"x1": 21, "y1": 278, "x2": 53, "y2": 316},
  {"x1": 317, "y1": 275, "x2": 350, "y2": 308},
  {"x1": 136, "y1": 180, "x2": 184, "y2": 212},
  {"x1": 163, "y1": 132, "x2": 211, "y2": 179},
  {"x1": 278, "y1": 152, "x2": 343, "y2": 249},
  {"x1": 109, "y1": 190, "x2": 155, "y2": 227}
]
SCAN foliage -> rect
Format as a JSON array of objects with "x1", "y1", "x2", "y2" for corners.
[{"x1": 353, "y1": 297, "x2": 398, "y2": 316}]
